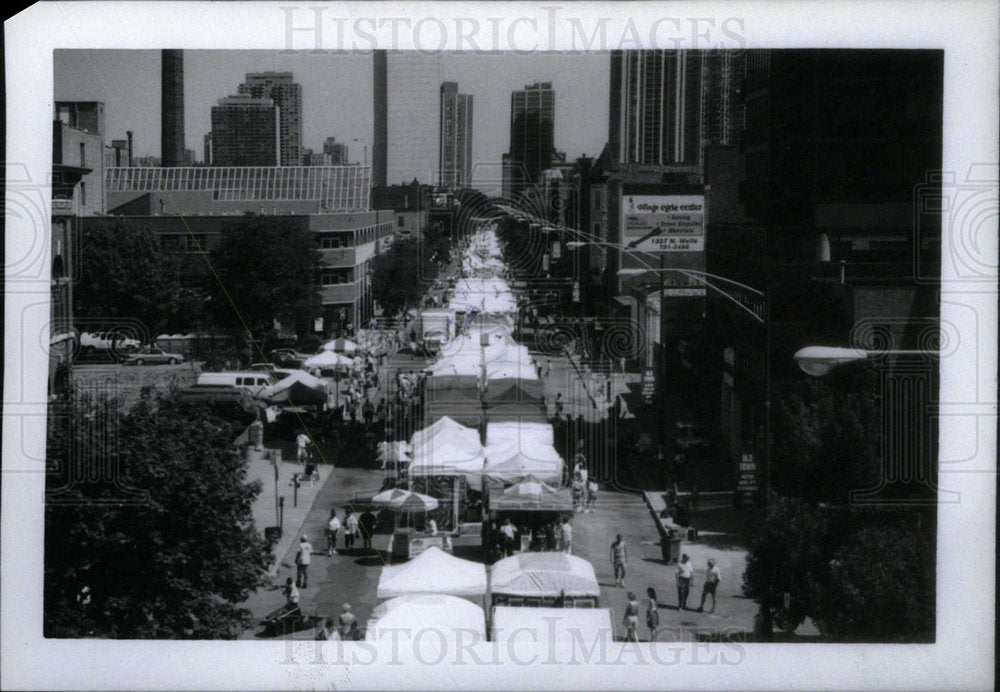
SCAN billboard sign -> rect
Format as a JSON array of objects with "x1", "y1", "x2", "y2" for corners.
[{"x1": 622, "y1": 194, "x2": 704, "y2": 252}]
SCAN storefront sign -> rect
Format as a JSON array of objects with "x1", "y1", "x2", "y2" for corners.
[
  {"x1": 622, "y1": 194, "x2": 705, "y2": 252},
  {"x1": 737, "y1": 453, "x2": 759, "y2": 504},
  {"x1": 641, "y1": 368, "x2": 656, "y2": 402}
]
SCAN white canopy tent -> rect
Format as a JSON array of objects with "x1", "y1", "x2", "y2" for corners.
[
  {"x1": 486, "y1": 421, "x2": 556, "y2": 448},
  {"x1": 376, "y1": 546, "x2": 487, "y2": 598},
  {"x1": 483, "y1": 445, "x2": 563, "y2": 485},
  {"x1": 409, "y1": 416, "x2": 481, "y2": 455},
  {"x1": 491, "y1": 607, "x2": 615, "y2": 645},
  {"x1": 365, "y1": 594, "x2": 486, "y2": 643},
  {"x1": 490, "y1": 553, "x2": 601, "y2": 599}
]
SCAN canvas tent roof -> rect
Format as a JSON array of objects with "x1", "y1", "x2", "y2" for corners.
[
  {"x1": 491, "y1": 607, "x2": 614, "y2": 645},
  {"x1": 366, "y1": 594, "x2": 486, "y2": 642},
  {"x1": 409, "y1": 416, "x2": 480, "y2": 453},
  {"x1": 482, "y1": 378, "x2": 544, "y2": 405},
  {"x1": 487, "y1": 477, "x2": 574, "y2": 510},
  {"x1": 490, "y1": 553, "x2": 600, "y2": 598},
  {"x1": 483, "y1": 447, "x2": 563, "y2": 485},
  {"x1": 376, "y1": 546, "x2": 487, "y2": 598},
  {"x1": 262, "y1": 371, "x2": 328, "y2": 406},
  {"x1": 486, "y1": 421, "x2": 555, "y2": 448}
]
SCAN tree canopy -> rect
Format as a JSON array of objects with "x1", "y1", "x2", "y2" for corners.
[
  {"x1": 205, "y1": 217, "x2": 322, "y2": 343},
  {"x1": 370, "y1": 237, "x2": 437, "y2": 319},
  {"x1": 44, "y1": 390, "x2": 272, "y2": 638},
  {"x1": 74, "y1": 221, "x2": 193, "y2": 341}
]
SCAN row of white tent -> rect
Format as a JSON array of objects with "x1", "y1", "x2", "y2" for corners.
[
  {"x1": 427, "y1": 326, "x2": 538, "y2": 382},
  {"x1": 367, "y1": 547, "x2": 613, "y2": 643},
  {"x1": 396, "y1": 416, "x2": 563, "y2": 485}
]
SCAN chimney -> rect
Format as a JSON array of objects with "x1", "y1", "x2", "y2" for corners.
[{"x1": 126, "y1": 131, "x2": 134, "y2": 167}]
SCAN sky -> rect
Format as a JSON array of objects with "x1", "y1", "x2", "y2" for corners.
[{"x1": 54, "y1": 50, "x2": 610, "y2": 184}]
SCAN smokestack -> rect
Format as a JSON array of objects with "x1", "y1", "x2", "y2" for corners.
[
  {"x1": 126, "y1": 130, "x2": 134, "y2": 167},
  {"x1": 372, "y1": 50, "x2": 388, "y2": 188},
  {"x1": 161, "y1": 49, "x2": 185, "y2": 167}
]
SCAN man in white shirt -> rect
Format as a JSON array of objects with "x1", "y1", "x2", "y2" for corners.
[
  {"x1": 699, "y1": 558, "x2": 722, "y2": 614},
  {"x1": 295, "y1": 536, "x2": 313, "y2": 588},
  {"x1": 296, "y1": 432, "x2": 310, "y2": 463},
  {"x1": 676, "y1": 553, "x2": 694, "y2": 610},
  {"x1": 326, "y1": 511, "x2": 341, "y2": 556},
  {"x1": 499, "y1": 518, "x2": 516, "y2": 556},
  {"x1": 560, "y1": 518, "x2": 573, "y2": 554}
]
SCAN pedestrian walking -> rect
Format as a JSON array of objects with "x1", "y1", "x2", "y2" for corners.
[
  {"x1": 543, "y1": 520, "x2": 556, "y2": 551},
  {"x1": 610, "y1": 534, "x2": 629, "y2": 587},
  {"x1": 698, "y1": 558, "x2": 722, "y2": 613},
  {"x1": 554, "y1": 392, "x2": 563, "y2": 419},
  {"x1": 337, "y1": 603, "x2": 358, "y2": 641},
  {"x1": 362, "y1": 399, "x2": 374, "y2": 427},
  {"x1": 296, "y1": 431, "x2": 310, "y2": 464},
  {"x1": 500, "y1": 517, "x2": 516, "y2": 557},
  {"x1": 571, "y1": 475, "x2": 585, "y2": 511},
  {"x1": 295, "y1": 536, "x2": 313, "y2": 588},
  {"x1": 560, "y1": 516, "x2": 573, "y2": 554},
  {"x1": 645, "y1": 588, "x2": 660, "y2": 641},
  {"x1": 623, "y1": 592, "x2": 640, "y2": 642},
  {"x1": 325, "y1": 510, "x2": 341, "y2": 556},
  {"x1": 676, "y1": 553, "x2": 693, "y2": 610},
  {"x1": 344, "y1": 510, "x2": 360, "y2": 552},
  {"x1": 587, "y1": 479, "x2": 598, "y2": 512},
  {"x1": 315, "y1": 617, "x2": 336, "y2": 641},
  {"x1": 360, "y1": 509, "x2": 377, "y2": 552}
]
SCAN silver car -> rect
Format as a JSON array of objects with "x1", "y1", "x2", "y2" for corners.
[{"x1": 123, "y1": 346, "x2": 185, "y2": 366}]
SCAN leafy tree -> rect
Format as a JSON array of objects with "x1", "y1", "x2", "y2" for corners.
[
  {"x1": 75, "y1": 221, "x2": 194, "y2": 341},
  {"x1": 205, "y1": 217, "x2": 322, "y2": 344},
  {"x1": 743, "y1": 499, "x2": 935, "y2": 641},
  {"x1": 371, "y1": 237, "x2": 437, "y2": 319},
  {"x1": 44, "y1": 389, "x2": 272, "y2": 638},
  {"x1": 770, "y1": 361, "x2": 883, "y2": 503}
]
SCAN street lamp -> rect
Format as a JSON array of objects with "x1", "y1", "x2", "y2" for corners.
[{"x1": 794, "y1": 346, "x2": 933, "y2": 376}]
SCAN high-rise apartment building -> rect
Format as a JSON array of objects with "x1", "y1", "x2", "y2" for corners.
[
  {"x1": 237, "y1": 72, "x2": 303, "y2": 166},
  {"x1": 324, "y1": 137, "x2": 349, "y2": 165},
  {"x1": 609, "y1": 51, "x2": 703, "y2": 168},
  {"x1": 701, "y1": 51, "x2": 746, "y2": 147},
  {"x1": 161, "y1": 49, "x2": 185, "y2": 167},
  {"x1": 439, "y1": 82, "x2": 473, "y2": 188},
  {"x1": 210, "y1": 95, "x2": 280, "y2": 166},
  {"x1": 507, "y1": 82, "x2": 555, "y2": 192},
  {"x1": 385, "y1": 52, "x2": 441, "y2": 185}
]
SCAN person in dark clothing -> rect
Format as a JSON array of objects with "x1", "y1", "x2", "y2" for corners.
[{"x1": 359, "y1": 509, "x2": 377, "y2": 552}]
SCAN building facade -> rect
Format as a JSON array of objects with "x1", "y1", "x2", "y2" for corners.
[
  {"x1": 705, "y1": 49, "x2": 943, "y2": 497},
  {"x1": 324, "y1": 137, "x2": 349, "y2": 165},
  {"x1": 507, "y1": 82, "x2": 555, "y2": 193},
  {"x1": 210, "y1": 95, "x2": 280, "y2": 166},
  {"x1": 439, "y1": 82, "x2": 474, "y2": 188},
  {"x1": 237, "y1": 72, "x2": 304, "y2": 166},
  {"x1": 161, "y1": 49, "x2": 185, "y2": 167}
]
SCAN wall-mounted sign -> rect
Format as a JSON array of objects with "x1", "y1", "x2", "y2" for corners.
[
  {"x1": 622, "y1": 194, "x2": 704, "y2": 252},
  {"x1": 737, "y1": 453, "x2": 758, "y2": 504}
]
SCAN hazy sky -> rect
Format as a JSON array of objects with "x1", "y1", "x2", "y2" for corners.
[{"x1": 54, "y1": 50, "x2": 610, "y2": 176}]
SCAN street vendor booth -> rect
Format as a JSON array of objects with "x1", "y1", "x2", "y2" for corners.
[
  {"x1": 423, "y1": 375, "x2": 483, "y2": 428},
  {"x1": 485, "y1": 477, "x2": 573, "y2": 553},
  {"x1": 365, "y1": 594, "x2": 486, "y2": 644},
  {"x1": 372, "y1": 488, "x2": 451, "y2": 560},
  {"x1": 490, "y1": 552, "x2": 600, "y2": 608},
  {"x1": 486, "y1": 421, "x2": 555, "y2": 448},
  {"x1": 491, "y1": 607, "x2": 615, "y2": 645},
  {"x1": 482, "y1": 378, "x2": 547, "y2": 424},
  {"x1": 376, "y1": 546, "x2": 487, "y2": 599},
  {"x1": 407, "y1": 418, "x2": 486, "y2": 541}
]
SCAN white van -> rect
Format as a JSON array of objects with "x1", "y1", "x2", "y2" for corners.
[{"x1": 196, "y1": 371, "x2": 276, "y2": 396}]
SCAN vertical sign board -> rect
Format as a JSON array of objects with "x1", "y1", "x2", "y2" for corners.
[
  {"x1": 621, "y1": 194, "x2": 705, "y2": 252},
  {"x1": 737, "y1": 453, "x2": 759, "y2": 505}
]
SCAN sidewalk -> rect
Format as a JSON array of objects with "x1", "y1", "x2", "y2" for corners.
[{"x1": 246, "y1": 448, "x2": 333, "y2": 577}]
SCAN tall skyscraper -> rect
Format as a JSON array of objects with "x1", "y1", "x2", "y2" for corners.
[
  {"x1": 385, "y1": 52, "x2": 441, "y2": 185},
  {"x1": 372, "y1": 50, "x2": 388, "y2": 187},
  {"x1": 507, "y1": 82, "x2": 555, "y2": 192},
  {"x1": 161, "y1": 49, "x2": 185, "y2": 167},
  {"x1": 210, "y1": 95, "x2": 280, "y2": 166},
  {"x1": 439, "y1": 82, "x2": 474, "y2": 188},
  {"x1": 323, "y1": 137, "x2": 349, "y2": 165},
  {"x1": 609, "y1": 51, "x2": 703, "y2": 167},
  {"x1": 237, "y1": 72, "x2": 303, "y2": 166},
  {"x1": 702, "y1": 51, "x2": 746, "y2": 147}
]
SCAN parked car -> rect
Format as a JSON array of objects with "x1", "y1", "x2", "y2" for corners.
[
  {"x1": 268, "y1": 349, "x2": 310, "y2": 368},
  {"x1": 79, "y1": 331, "x2": 141, "y2": 354},
  {"x1": 123, "y1": 346, "x2": 185, "y2": 366},
  {"x1": 674, "y1": 422, "x2": 712, "y2": 453}
]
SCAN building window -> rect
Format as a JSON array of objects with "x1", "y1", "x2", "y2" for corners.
[{"x1": 79, "y1": 181, "x2": 86, "y2": 207}]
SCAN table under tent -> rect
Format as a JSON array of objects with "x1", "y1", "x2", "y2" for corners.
[{"x1": 489, "y1": 552, "x2": 601, "y2": 608}]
